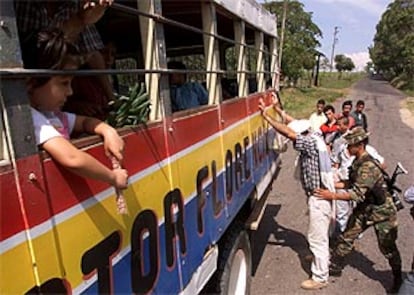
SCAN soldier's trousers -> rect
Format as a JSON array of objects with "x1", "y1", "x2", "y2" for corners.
[{"x1": 333, "y1": 208, "x2": 402, "y2": 269}]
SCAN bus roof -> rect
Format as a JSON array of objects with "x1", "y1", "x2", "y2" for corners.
[{"x1": 214, "y1": 0, "x2": 277, "y2": 38}]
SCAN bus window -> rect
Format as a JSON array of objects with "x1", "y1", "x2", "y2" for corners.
[
  {"x1": 245, "y1": 25, "x2": 258, "y2": 94},
  {"x1": 263, "y1": 34, "x2": 272, "y2": 88},
  {"x1": 115, "y1": 57, "x2": 140, "y2": 95},
  {"x1": 162, "y1": 1, "x2": 211, "y2": 113},
  {"x1": 216, "y1": 9, "x2": 238, "y2": 100}
]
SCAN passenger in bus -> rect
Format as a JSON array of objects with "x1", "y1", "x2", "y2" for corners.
[
  {"x1": 15, "y1": 0, "x2": 115, "y2": 105},
  {"x1": 167, "y1": 61, "x2": 208, "y2": 112},
  {"x1": 63, "y1": 41, "x2": 117, "y2": 121},
  {"x1": 25, "y1": 28, "x2": 128, "y2": 190}
]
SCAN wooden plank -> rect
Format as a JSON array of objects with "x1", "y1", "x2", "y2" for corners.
[
  {"x1": 202, "y1": 2, "x2": 222, "y2": 105},
  {"x1": 234, "y1": 20, "x2": 248, "y2": 97}
]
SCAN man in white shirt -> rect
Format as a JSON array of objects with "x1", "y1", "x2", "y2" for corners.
[{"x1": 309, "y1": 99, "x2": 327, "y2": 132}]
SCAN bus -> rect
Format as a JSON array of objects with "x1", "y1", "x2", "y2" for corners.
[{"x1": 0, "y1": 0, "x2": 282, "y2": 293}]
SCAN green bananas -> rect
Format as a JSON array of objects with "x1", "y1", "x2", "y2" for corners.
[{"x1": 106, "y1": 82, "x2": 150, "y2": 127}]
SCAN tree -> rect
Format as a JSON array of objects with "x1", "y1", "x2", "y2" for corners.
[
  {"x1": 263, "y1": 1, "x2": 322, "y2": 86},
  {"x1": 335, "y1": 54, "x2": 355, "y2": 78},
  {"x1": 369, "y1": 0, "x2": 414, "y2": 89},
  {"x1": 320, "y1": 57, "x2": 331, "y2": 71}
]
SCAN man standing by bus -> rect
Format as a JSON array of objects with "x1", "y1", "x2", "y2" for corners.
[{"x1": 259, "y1": 98, "x2": 334, "y2": 290}]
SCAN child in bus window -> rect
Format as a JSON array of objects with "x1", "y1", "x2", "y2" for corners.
[
  {"x1": 167, "y1": 61, "x2": 208, "y2": 112},
  {"x1": 26, "y1": 28, "x2": 128, "y2": 190},
  {"x1": 15, "y1": 0, "x2": 115, "y2": 107}
]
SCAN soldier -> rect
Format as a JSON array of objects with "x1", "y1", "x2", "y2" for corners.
[{"x1": 314, "y1": 127, "x2": 402, "y2": 293}]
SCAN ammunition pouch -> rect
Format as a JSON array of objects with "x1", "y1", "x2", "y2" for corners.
[{"x1": 368, "y1": 179, "x2": 387, "y2": 205}]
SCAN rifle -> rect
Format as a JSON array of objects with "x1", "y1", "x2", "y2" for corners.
[{"x1": 383, "y1": 162, "x2": 408, "y2": 210}]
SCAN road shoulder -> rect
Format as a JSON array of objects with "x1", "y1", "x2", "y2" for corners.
[{"x1": 400, "y1": 97, "x2": 414, "y2": 129}]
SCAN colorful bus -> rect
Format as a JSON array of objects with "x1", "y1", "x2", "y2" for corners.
[{"x1": 0, "y1": 0, "x2": 281, "y2": 293}]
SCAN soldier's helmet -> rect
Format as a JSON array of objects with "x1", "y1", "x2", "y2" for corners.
[{"x1": 344, "y1": 126, "x2": 370, "y2": 145}]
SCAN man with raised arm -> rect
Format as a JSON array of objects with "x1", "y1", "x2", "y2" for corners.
[{"x1": 259, "y1": 97, "x2": 334, "y2": 290}]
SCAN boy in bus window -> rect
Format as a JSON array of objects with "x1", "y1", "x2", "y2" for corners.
[
  {"x1": 167, "y1": 61, "x2": 208, "y2": 112},
  {"x1": 15, "y1": 0, "x2": 115, "y2": 104},
  {"x1": 25, "y1": 28, "x2": 128, "y2": 190}
]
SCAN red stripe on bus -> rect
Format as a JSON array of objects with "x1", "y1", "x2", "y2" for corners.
[
  {"x1": 1, "y1": 155, "x2": 53, "y2": 242},
  {"x1": 0, "y1": 169, "x2": 26, "y2": 241},
  {"x1": 220, "y1": 97, "x2": 250, "y2": 129},
  {"x1": 167, "y1": 107, "x2": 221, "y2": 154}
]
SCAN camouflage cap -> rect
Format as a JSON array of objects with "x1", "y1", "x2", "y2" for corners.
[{"x1": 344, "y1": 126, "x2": 370, "y2": 145}]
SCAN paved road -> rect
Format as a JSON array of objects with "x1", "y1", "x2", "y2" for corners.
[{"x1": 250, "y1": 77, "x2": 414, "y2": 294}]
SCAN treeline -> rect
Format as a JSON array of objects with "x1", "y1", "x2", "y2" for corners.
[{"x1": 369, "y1": 0, "x2": 414, "y2": 90}]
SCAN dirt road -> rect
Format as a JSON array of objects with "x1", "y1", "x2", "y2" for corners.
[{"x1": 250, "y1": 77, "x2": 414, "y2": 294}]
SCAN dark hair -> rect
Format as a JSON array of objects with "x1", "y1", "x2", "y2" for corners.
[
  {"x1": 24, "y1": 28, "x2": 81, "y2": 70},
  {"x1": 23, "y1": 28, "x2": 82, "y2": 87},
  {"x1": 167, "y1": 60, "x2": 186, "y2": 70},
  {"x1": 317, "y1": 99, "x2": 326, "y2": 105},
  {"x1": 342, "y1": 100, "x2": 352, "y2": 108},
  {"x1": 323, "y1": 105, "x2": 335, "y2": 113},
  {"x1": 356, "y1": 100, "x2": 365, "y2": 106}
]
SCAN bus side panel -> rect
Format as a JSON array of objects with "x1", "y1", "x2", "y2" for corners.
[
  {"x1": 167, "y1": 107, "x2": 227, "y2": 290},
  {"x1": 245, "y1": 93, "x2": 278, "y2": 193},
  {"x1": 220, "y1": 98, "x2": 257, "y2": 216},
  {"x1": 0, "y1": 156, "x2": 67, "y2": 294},
  {"x1": 5, "y1": 121, "x2": 178, "y2": 294}
]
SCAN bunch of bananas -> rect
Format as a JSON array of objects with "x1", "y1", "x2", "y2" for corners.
[{"x1": 106, "y1": 82, "x2": 150, "y2": 127}]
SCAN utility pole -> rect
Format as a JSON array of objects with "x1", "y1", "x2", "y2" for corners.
[
  {"x1": 278, "y1": 0, "x2": 288, "y2": 70},
  {"x1": 330, "y1": 26, "x2": 339, "y2": 72}
]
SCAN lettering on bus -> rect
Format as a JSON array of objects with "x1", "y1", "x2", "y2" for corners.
[{"x1": 24, "y1": 123, "x2": 270, "y2": 294}]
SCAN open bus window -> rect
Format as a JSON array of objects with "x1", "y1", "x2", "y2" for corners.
[
  {"x1": 115, "y1": 58, "x2": 141, "y2": 96},
  {"x1": 95, "y1": 3, "x2": 151, "y2": 127},
  {"x1": 162, "y1": 1, "x2": 210, "y2": 113}
]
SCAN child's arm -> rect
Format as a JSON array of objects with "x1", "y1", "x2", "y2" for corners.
[
  {"x1": 42, "y1": 136, "x2": 128, "y2": 189},
  {"x1": 73, "y1": 116, "x2": 124, "y2": 162}
]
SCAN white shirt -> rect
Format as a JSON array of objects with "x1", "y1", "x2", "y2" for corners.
[
  {"x1": 31, "y1": 107, "x2": 76, "y2": 145},
  {"x1": 309, "y1": 112, "x2": 327, "y2": 132}
]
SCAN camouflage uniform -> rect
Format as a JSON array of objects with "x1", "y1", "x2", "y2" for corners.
[
  {"x1": 333, "y1": 153, "x2": 401, "y2": 264},
  {"x1": 330, "y1": 127, "x2": 402, "y2": 291}
]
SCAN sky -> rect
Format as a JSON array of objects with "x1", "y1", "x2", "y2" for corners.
[
  {"x1": 300, "y1": 0, "x2": 393, "y2": 70},
  {"x1": 298, "y1": 0, "x2": 392, "y2": 70}
]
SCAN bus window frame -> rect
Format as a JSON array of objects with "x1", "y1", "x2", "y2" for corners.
[{"x1": 0, "y1": 95, "x2": 11, "y2": 167}]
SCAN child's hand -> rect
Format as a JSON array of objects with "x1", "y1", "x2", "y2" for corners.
[
  {"x1": 258, "y1": 98, "x2": 266, "y2": 114},
  {"x1": 112, "y1": 168, "x2": 128, "y2": 190},
  {"x1": 103, "y1": 128, "x2": 125, "y2": 162}
]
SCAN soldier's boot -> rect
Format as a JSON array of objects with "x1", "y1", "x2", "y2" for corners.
[
  {"x1": 389, "y1": 268, "x2": 402, "y2": 293},
  {"x1": 329, "y1": 256, "x2": 345, "y2": 277}
]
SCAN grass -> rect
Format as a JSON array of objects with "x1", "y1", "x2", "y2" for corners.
[
  {"x1": 280, "y1": 72, "x2": 365, "y2": 118},
  {"x1": 401, "y1": 87, "x2": 414, "y2": 114},
  {"x1": 318, "y1": 72, "x2": 366, "y2": 89},
  {"x1": 403, "y1": 95, "x2": 414, "y2": 114}
]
